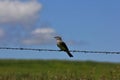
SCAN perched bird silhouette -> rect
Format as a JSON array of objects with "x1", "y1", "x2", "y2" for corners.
[{"x1": 54, "y1": 36, "x2": 73, "y2": 57}]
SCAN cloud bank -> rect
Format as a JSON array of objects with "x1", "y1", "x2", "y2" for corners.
[{"x1": 0, "y1": 0, "x2": 57, "y2": 46}]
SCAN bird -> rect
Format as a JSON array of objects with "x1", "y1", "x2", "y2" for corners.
[{"x1": 54, "y1": 36, "x2": 73, "y2": 57}]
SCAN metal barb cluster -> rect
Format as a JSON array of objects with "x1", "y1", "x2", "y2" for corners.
[{"x1": 0, "y1": 47, "x2": 120, "y2": 54}]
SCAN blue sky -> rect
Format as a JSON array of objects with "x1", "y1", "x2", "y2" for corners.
[{"x1": 0, "y1": 0, "x2": 120, "y2": 62}]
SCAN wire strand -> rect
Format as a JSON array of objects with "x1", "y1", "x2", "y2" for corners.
[{"x1": 0, "y1": 47, "x2": 120, "y2": 54}]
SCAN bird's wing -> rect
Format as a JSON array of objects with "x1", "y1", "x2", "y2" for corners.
[{"x1": 57, "y1": 42, "x2": 69, "y2": 51}]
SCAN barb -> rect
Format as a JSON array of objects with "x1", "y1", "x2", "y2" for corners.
[{"x1": 0, "y1": 47, "x2": 120, "y2": 54}]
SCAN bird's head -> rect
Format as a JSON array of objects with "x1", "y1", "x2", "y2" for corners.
[{"x1": 54, "y1": 36, "x2": 62, "y2": 40}]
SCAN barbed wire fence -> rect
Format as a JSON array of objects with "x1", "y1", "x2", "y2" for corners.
[{"x1": 0, "y1": 47, "x2": 120, "y2": 54}]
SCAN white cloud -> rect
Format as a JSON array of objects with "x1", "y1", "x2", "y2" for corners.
[
  {"x1": 23, "y1": 28, "x2": 56, "y2": 45},
  {"x1": 0, "y1": 0, "x2": 42, "y2": 24}
]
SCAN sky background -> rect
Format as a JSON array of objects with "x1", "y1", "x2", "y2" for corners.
[{"x1": 0, "y1": 0, "x2": 120, "y2": 62}]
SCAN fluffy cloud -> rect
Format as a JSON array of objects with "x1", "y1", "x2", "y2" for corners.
[
  {"x1": 22, "y1": 28, "x2": 56, "y2": 45},
  {"x1": 0, "y1": 0, "x2": 42, "y2": 24}
]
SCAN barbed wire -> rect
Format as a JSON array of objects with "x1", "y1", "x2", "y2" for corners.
[{"x1": 0, "y1": 47, "x2": 120, "y2": 54}]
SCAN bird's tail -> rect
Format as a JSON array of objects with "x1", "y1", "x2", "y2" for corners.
[{"x1": 66, "y1": 51, "x2": 73, "y2": 57}]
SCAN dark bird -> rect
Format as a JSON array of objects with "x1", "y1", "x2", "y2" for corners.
[{"x1": 54, "y1": 36, "x2": 73, "y2": 57}]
